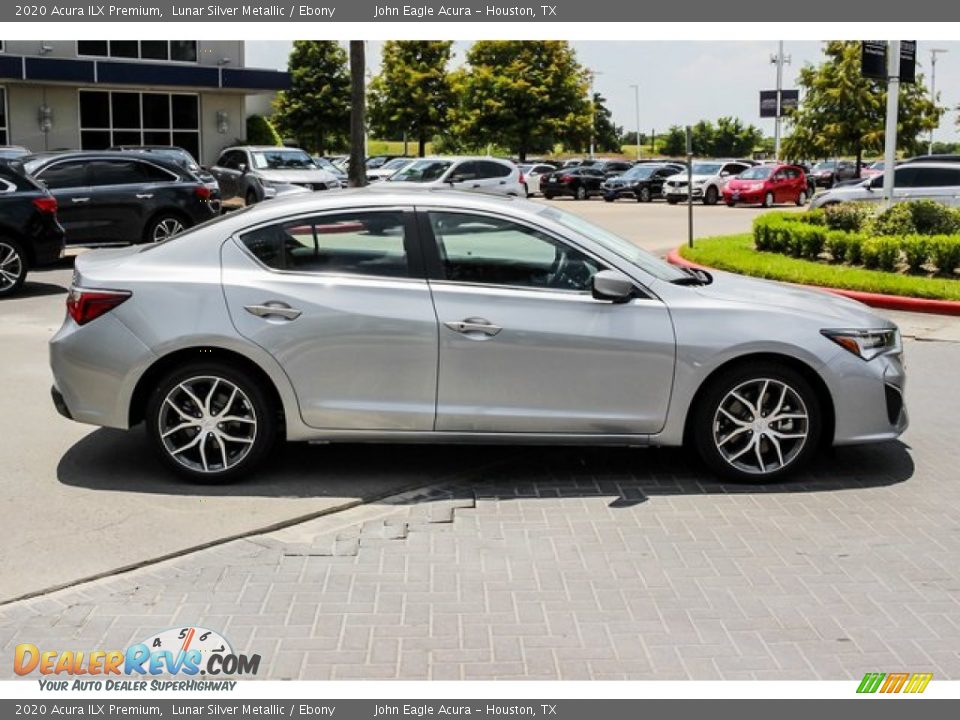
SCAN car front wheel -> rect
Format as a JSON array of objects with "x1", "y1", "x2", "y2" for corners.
[
  {"x1": 146, "y1": 363, "x2": 277, "y2": 483},
  {"x1": 704, "y1": 186, "x2": 719, "y2": 205},
  {"x1": 0, "y1": 238, "x2": 27, "y2": 297},
  {"x1": 575, "y1": 186, "x2": 587, "y2": 200},
  {"x1": 692, "y1": 362, "x2": 821, "y2": 482},
  {"x1": 796, "y1": 190, "x2": 807, "y2": 206},
  {"x1": 762, "y1": 192, "x2": 775, "y2": 208},
  {"x1": 638, "y1": 187, "x2": 652, "y2": 203}
]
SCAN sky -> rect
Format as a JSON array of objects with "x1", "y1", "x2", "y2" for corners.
[{"x1": 246, "y1": 40, "x2": 960, "y2": 143}]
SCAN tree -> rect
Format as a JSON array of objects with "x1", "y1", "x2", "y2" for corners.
[
  {"x1": 659, "y1": 126, "x2": 687, "y2": 157},
  {"x1": 368, "y1": 41, "x2": 455, "y2": 157},
  {"x1": 452, "y1": 41, "x2": 591, "y2": 161},
  {"x1": 245, "y1": 115, "x2": 282, "y2": 146},
  {"x1": 782, "y1": 41, "x2": 942, "y2": 173},
  {"x1": 711, "y1": 116, "x2": 763, "y2": 157},
  {"x1": 348, "y1": 41, "x2": 366, "y2": 188},
  {"x1": 590, "y1": 92, "x2": 623, "y2": 153},
  {"x1": 273, "y1": 41, "x2": 350, "y2": 155}
]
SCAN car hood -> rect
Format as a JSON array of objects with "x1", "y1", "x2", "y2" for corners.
[
  {"x1": 666, "y1": 173, "x2": 715, "y2": 183},
  {"x1": 691, "y1": 269, "x2": 894, "y2": 327},
  {"x1": 254, "y1": 168, "x2": 337, "y2": 183}
]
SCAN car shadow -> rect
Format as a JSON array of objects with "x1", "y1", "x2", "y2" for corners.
[
  {"x1": 57, "y1": 426, "x2": 914, "y2": 504},
  {"x1": 8, "y1": 281, "x2": 67, "y2": 299}
]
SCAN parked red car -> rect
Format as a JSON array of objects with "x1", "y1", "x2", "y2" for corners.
[{"x1": 723, "y1": 164, "x2": 809, "y2": 207}]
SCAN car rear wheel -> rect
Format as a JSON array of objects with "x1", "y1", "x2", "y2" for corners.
[
  {"x1": 575, "y1": 186, "x2": 587, "y2": 201},
  {"x1": 245, "y1": 190, "x2": 259, "y2": 206},
  {"x1": 704, "y1": 186, "x2": 719, "y2": 205},
  {"x1": 692, "y1": 362, "x2": 821, "y2": 482},
  {"x1": 543, "y1": 193, "x2": 555, "y2": 200},
  {"x1": 146, "y1": 363, "x2": 278, "y2": 483},
  {"x1": 0, "y1": 238, "x2": 27, "y2": 297},
  {"x1": 726, "y1": 201, "x2": 737, "y2": 207},
  {"x1": 667, "y1": 198, "x2": 679, "y2": 205},
  {"x1": 638, "y1": 187, "x2": 652, "y2": 203},
  {"x1": 796, "y1": 190, "x2": 807, "y2": 206},
  {"x1": 762, "y1": 192, "x2": 775, "y2": 208},
  {"x1": 144, "y1": 214, "x2": 187, "y2": 244}
]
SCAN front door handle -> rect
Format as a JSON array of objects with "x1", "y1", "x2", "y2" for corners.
[
  {"x1": 444, "y1": 318, "x2": 502, "y2": 337},
  {"x1": 244, "y1": 302, "x2": 302, "y2": 321},
  {"x1": 136, "y1": 193, "x2": 154, "y2": 199},
  {"x1": 71, "y1": 197, "x2": 90, "y2": 203}
]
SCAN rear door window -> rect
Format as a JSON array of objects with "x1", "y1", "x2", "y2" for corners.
[{"x1": 36, "y1": 161, "x2": 88, "y2": 189}]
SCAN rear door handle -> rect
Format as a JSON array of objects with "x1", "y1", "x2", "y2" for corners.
[
  {"x1": 244, "y1": 302, "x2": 302, "y2": 321},
  {"x1": 444, "y1": 318, "x2": 502, "y2": 337},
  {"x1": 71, "y1": 197, "x2": 90, "y2": 203},
  {"x1": 136, "y1": 193, "x2": 154, "y2": 199}
]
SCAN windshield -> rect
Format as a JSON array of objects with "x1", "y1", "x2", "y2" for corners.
[
  {"x1": 538, "y1": 205, "x2": 688, "y2": 283},
  {"x1": 251, "y1": 149, "x2": 317, "y2": 170},
  {"x1": 388, "y1": 159, "x2": 452, "y2": 182},
  {"x1": 738, "y1": 166, "x2": 773, "y2": 179},
  {"x1": 314, "y1": 158, "x2": 340, "y2": 172},
  {"x1": 381, "y1": 158, "x2": 412, "y2": 171},
  {"x1": 621, "y1": 165, "x2": 657, "y2": 179},
  {"x1": 812, "y1": 161, "x2": 836, "y2": 171},
  {"x1": 691, "y1": 163, "x2": 722, "y2": 175}
]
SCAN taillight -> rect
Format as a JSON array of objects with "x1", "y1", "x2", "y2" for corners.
[
  {"x1": 561, "y1": 175, "x2": 573, "y2": 183},
  {"x1": 32, "y1": 196, "x2": 58, "y2": 214},
  {"x1": 66, "y1": 287, "x2": 131, "y2": 326},
  {"x1": 194, "y1": 185, "x2": 212, "y2": 200},
  {"x1": 518, "y1": 173, "x2": 525, "y2": 184}
]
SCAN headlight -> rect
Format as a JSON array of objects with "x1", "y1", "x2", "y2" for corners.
[{"x1": 821, "y1": 328, "x2": 900, "y2": 360}]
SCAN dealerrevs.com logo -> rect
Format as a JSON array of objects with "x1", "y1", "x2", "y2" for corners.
[
  {"x1": 857, "y1": 672, "x2": 933, "y2": 694},
  {"x1": 14, "y1": 627, "x2": 260, "y2": 691}
]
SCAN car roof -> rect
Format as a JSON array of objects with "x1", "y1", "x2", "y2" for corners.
[{"x1": 21, "y1": 150, "x2": 190, "y2": 173}]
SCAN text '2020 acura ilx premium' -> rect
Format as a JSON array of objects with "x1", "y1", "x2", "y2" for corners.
[{"x1": 50, "y1": 189, "x2": 907, "y2": 483}]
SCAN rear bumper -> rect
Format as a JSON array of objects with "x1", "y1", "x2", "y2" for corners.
[
  {"x1": 30, "y1": 222, "x2": 66, "y2": 267},
  {"x1": 51, "y1": 385, "x2": 72, "y2": 420}
]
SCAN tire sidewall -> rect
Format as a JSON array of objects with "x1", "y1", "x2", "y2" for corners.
[
  {"x1": 145, "y1": 362, "x2": 277, "y2": 483},
  {"x1": 692, "y1": 362, "x2": 822, "y2": 483}
]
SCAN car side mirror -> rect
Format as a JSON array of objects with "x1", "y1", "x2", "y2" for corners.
[
  {"x1": 591, "y1": 270, "x2": 635, "y2": 303},
  {"x1": 448, "y1": 173, "x2": 475, "y2": 184}
]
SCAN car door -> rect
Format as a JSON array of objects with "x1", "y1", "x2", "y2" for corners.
[
  {"x1": 211, "y1": 150, "x2": 242, "y2": 200},
  {"x1": 221, "y1": 207, "x2": 439, "y2": 431},
  {"x1": 474, "y1": 160, "x2": 516, "y2": 194},
  {"x1": 421, "y1": 209, "x2": 676, "y2": 435},
  {"x1": 82, "y1": 158, "x2": 157, "y2": 243},
  {"x1": 32, "y1": 160, "x2": 98, "y2": 245}
]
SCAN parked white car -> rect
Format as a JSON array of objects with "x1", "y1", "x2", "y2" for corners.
[
  {"x1": 809, "y1": 163, "x2": 960, "y2": 209},
  {"x1": 387, "y1": 157, "x2": 525, "y2": 196},
  {"x1": 367, "y1": 157, "x2": 416, "y2": 183},
  {"x1": 518, "y1": 163, "x2": 557, "y2": 197},
  {"x1": 663, "y1": 160, "x2": 753, "y2": 205}
]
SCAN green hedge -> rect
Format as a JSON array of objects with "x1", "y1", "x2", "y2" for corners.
[{"x1": 752, "y1": 206, "x2": 960, "y2": 275}]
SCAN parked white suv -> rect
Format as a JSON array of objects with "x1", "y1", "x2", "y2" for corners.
[
  {"x1": 810, "y1": 163, "x2": 960, "y2": 209},
  {"x1": 663, "y1": 160, "x2": 753, "y2": 205},
  {"x1": 386, "y1": 156, "x2": 524, "y2": 196}
]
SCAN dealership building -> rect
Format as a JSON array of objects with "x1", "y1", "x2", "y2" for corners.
[{"x1": 0, "y1": 40, "x2": 289, "y2": 165}]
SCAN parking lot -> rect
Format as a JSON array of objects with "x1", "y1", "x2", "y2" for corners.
[{"x1": 2, "y1": 198, "x2": 959, "y2": 680}]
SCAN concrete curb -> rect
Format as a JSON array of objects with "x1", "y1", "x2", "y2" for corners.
[{"x1": 667, "y1": 248, "x2": 960, "y2": 317}]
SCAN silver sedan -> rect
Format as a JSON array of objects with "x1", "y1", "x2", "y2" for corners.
[{"x1": 50, "y1": 189, "x2": 907, "y2": 483}]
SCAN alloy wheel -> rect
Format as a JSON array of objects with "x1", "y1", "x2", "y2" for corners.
[
  {"x1": 152, "y1": 217, "x2": 184, "y2": 242},
  {"x1": 711, "y1": 378, "x2": 809, "y2": 476},
  {"x1": 0, "y1": 242, "x2": 25, "y2": 293},
  {"x1": 157, "y1": 376, "x2": 258, "y2": 474}
]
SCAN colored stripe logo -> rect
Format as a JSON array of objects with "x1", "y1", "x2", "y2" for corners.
[{"x1": 857, "y1": 672, "x2": 933, "y2": 694}]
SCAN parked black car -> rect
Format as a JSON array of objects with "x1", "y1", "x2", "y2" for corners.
[
  {"x1": 0, "y1": 161, "x2": 65, "y2": 296},
  {"x1": 809, "y1": 160, "x2": 857, "y2": 188},
  {"x1": 602, "y1": 162, "x2": 685, "y2": 202},
  {"x1": 22, "y1": 152, "x2": 219, "y2": 245},
  {"x1": 109, "y1": 145, "x2": 221, "y2": 212},
  {"x1": 541, "y1": 166, "x2": 607, "y2": 200},
  {"x1": 580, "y1": 159, "x2": 636, "y2": 178}
]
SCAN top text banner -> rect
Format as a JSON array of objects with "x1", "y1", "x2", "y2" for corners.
[{"x1": 5, "y1": 0, "x2": 960, "y2": 22}]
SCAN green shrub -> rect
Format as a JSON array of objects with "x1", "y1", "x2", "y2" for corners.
[
  {"x1": 824, "y1": 230, "x2": 849, "y2": 262},
  {"x1": 862, "y1": 237, "x2": 901, "y2": 271},
  {"x1": 902, "y1": 236, "x2": 930, "y2": 273},
  {"x1": 929, "y1": 236, "x2": 960, "y2": 275},
  {"x1": 909, "y1": 200, "x2": 960, "y2": 236},
  {"x1": 802, "y1": 209, "x2": 827, "y2": 226},
  {"x1": 796, "y1": 224, "x2": 826, "y2": 259},
  {"x1": 245, "y1": 114, "x2": 282, "y2": 146},
  {"x1": 845, "y1": 234, "x2": 865, "y2": 265},
  {"x1": 866, "y1": 203, "x2": 916, "y2": 236},
  {"x1": 824, "y1": 202, "x2": 874, "y2": 232}
]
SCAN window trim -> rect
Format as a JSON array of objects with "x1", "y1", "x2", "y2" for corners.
[
  {"x1": 75, "y1": 40, "x2": 200, "y2": 65},
  {"x1": 0, "y1": 86, "x2": 7, "y2": 146},
  {"x1": 231, "y1": 206, "x2": 427, "y2": 283},
  {"x1": 417, "y1": 207, "x2": 618, "y2": 297}
]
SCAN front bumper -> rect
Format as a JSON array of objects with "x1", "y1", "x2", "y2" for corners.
[
  {"x1": 665, "y1": 186, "x2": 704, "y2": 200},
  {"x1": 723, "y1": 190, "x2": 764, "y2": 204},
  {"x1": 827, "y1": 347, "x2": 908, "y2": 445}
]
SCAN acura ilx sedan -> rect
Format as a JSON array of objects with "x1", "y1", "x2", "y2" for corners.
[{"x1": 50, "y1": 189, "x2": 907, "y2": 483}]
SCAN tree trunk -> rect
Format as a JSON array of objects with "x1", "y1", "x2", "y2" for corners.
[
  {"x1": 855, "y1": 141, "x2": 863, "y2": 178},
  {"x1": 348, "y1": 41, "x2": 367, "y2": 188},
  {"x1": 418, "y1": 130, "x2": 426, "y2": 158}
]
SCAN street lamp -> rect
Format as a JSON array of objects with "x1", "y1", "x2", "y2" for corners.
[
  {"x1": 770, "y1": 41, "x2": 791, "y2": 161},
  {"x1": 588, "y1": 69, "x2": 603, "y2": 159},
  {"x1": 629, "y1": 84, "x2": 640, "y2": 161},
  {"x1": 929, "y1": 48, "x2": 948, "y2": 155}
]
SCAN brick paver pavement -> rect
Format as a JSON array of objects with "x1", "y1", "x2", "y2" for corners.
[{"x1": 2, "y1": 340, "x2": 958, "y2": 681}]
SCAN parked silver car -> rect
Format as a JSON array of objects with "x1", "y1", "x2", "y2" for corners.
[
  {"x1": 810, "y1": 162, "x2": 960, "y2": 209},
  {"x1": 386, "y1": 156, "x2": 525, "y2": 196},
  {"x1": 50, "y1": 189, "x2": 906, "y2": 483},
  {"x1": 210, "y1": 146, "x2": 341, "y2": 206}
]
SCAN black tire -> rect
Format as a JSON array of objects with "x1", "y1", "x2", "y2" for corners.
[
  {"x1": 796, "y1": 190, "x2": 807, "y2": 207},
  {"x1": 575, "y1": 185, "x2": 587, "y2": 201},
  {"x1": 0, "y1": 238, "x2": 27, "y2": 297},
  {"x1": 726, "y1": 201, "x2": 737, "y2": 208},
  {"x1": 666, "y1": 198, "x2": 679, "y2": 205},
  {"x1": 245, "y1": 189, "x2": 259, "y2": 206},
  {"x1": 543, "y1": 193, "x2": 555, "y2": 200},
  {"x1": 145, "y1": 362, "x2": 278, "y2": 483},
  {"x1": 704, "y1": 186, "x2": 719, "y2": 205},
  {"x1": 762, "y1": 192, "x2": 775, "y2": 209},
  {"x1": 691, "y1": 361, "x2": 822, "y2": 483},
  {"x1": 603, "y1": 195, "x2": 615, "y2": 203},
  {"x1": 638, "y1": 187, "x2": 652, "y2": 203},
  {"x1": 142, "y1": 213, "x2": 189, "y2": 244}
]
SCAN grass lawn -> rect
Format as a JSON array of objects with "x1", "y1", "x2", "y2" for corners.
[{"x1": 680, "y1": 233, "x2": 960, "y2": 301}]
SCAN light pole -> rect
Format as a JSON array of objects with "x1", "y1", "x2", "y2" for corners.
[
  {"x1": 929, "y1": 48, "x2": 948, "y2": 155},
  {"x1": 588, "y1": 70, "x2": 603, "y2": 158},
  {"x1": 629, "y1": 84, "x2": 640, "y2": 161},
  {"x1": 770, "y1": 41, "x2": 791, "y2": 161},
  {"x1": 882, "y1": 41, "x2": 901, "y2": 208}
]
